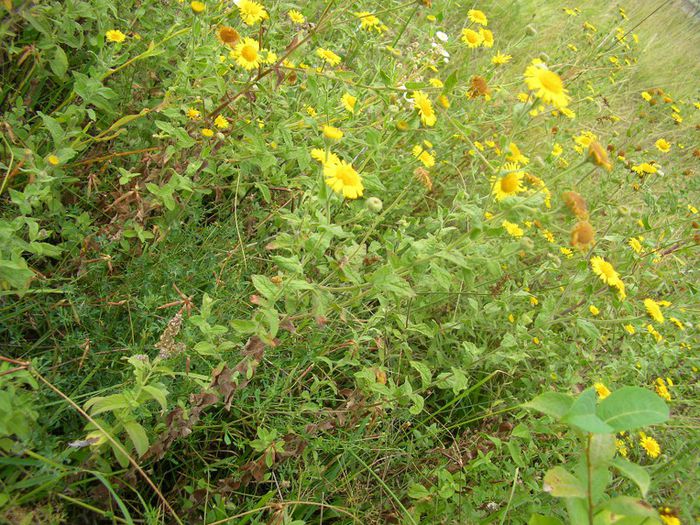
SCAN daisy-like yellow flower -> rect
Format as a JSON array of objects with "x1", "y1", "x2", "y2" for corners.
[
  {"x1": 468, "y1": 9, "x2": 488, "y2": 26},
  {"x1": 288, "y1": 10, "x2": 305, "y2": 24},
  {"x1": 461, "y1": 28, "x2": 483, "y2": 48},
  {"x1": 492, "y1": 163, "x2": 525, "y2": 201},
  {"x1": 551, "y1": 143, "x2": 563, "y2": 156},
  {"x1": 429, "y1": 78, "x2": 444, "y2": 88},
  {"x1": 502, "y1": 221, "x2": 524, "y2": 238},
  {"x1": 632, "y1": 162, "x2": 657, "y2": 175},
  {"x1": 186, "y1": 108, "x2": 201, "y2": 120},
  {"x1": 594, "y1": 382, "x2": 610, "y2": 399},
  {"x1": 316, "y1": 47, "x2": 341, "y2": 66},
  {"x1": 217, "y1": 26, "x2": 240, "y2": 47},
  {"x1": 341, "y1": 93, "x2": 357, "y2": 113},
  {"x1": 480, "y1": 28, "x2": 494, "y2": 48},
  {"x1": 628, "y1": 237, "x2": 642, "y2": 253},
  {"x1": 571, "y1": 220, "x2": 595, "y2": 248},
  {"x1": 647, "y1": 324, "x2": 663, "y2": 343},
  {"x1": 214, "y1": 115, "x2": 229, "y2": 129},
  {"x1": 412, "y1": 91, "x2": 436, "y2": 127},
  {"x1": 106, "y1": 30, "x2": 126, "y2": 43},
  {"x1": 412, "y1": 144, "x2": 435, "y2": 168},
  {"x1": 324, "y1": 159, "x2": 364, "y2": 199},
  {"x1": 506, "y1": 143, "x2": 529, "y2": 165},
  {"x1": 590, "y1": 256, "x2": 623, "y2": 290},
  {"x1": 310, "y1": 148, "x2": 340, "y2": 167},
  {"x1": 644, "y1": 298, "x2": 665, "y2": 323},
  {"x1": 624, "y1": 324, "x2": 636, "y2": 335},
  {"x1": 491, "y1": 52, "x2": 512, "y2": 65},
  {"x1": 524, "y1": 62, "x2": 570, "y2": 109},
  {"x1": 655, "y1": 138, "x2": 671, "y2": 152},
  {"x1": 47, "y1": 154, "x2": 60, "y2": 166},
  {"x1": 231, "y1": 37, "x2": 261, "y2": 70},
  {"x1": 355, "y1": 11, "x2": 387, "y2": 33},
  {"x1": 237, "y1": 0, "x2": 268, "y2": 26},
  {"x1": 659, "y1": 507, "x2": 681, "y2": 525},
  {"x1": 201, "y1": 128, "x2": 214, "y2": 137},
  {"x1": 322, "y1": 125, "x2": 343, "y2": 141},
  {"x1": 589, "y1": 305, "x2": 600, "y2": 316},
  {"x1": 639, "y1": 433, "x2": 661, "y2": 459},
  {"x1": 191, "y1": 1, "x2": 206, "y2": 14},
  {"x1": 655, "y1": 378, "x2": 671, "y2": 401},
  {"x1": 669, "y1": 317, "x2": 684, "y2": 330}
]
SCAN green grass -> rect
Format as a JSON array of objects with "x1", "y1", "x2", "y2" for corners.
[{"x1": 1, "y1": 0, "x2": 698, "y2": 523}]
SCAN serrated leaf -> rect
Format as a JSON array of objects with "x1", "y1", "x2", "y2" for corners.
[
  {"x1": 597, "y1": 387, "x2": 669, "y2": 432},
  {"x1": 543, "y1": 467, "x2": 586, "y2": 498}
]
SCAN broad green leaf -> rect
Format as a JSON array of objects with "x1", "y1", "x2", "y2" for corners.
[
  {"x1": 597, "y1": 387, "x2": 669, "y2": 431},
  {"x1": 524, "y1": 391, "x2": 573, "y2": 420},
  {"x1": 123, "y1": 420, "x2": 149, "y2": 457},
  {"x1": 588, "y1": 433, "x2": 616, "y2": 466},
  {"x1": 142, "y1": 384, "x2": 168, "y2": 411},
  {"x1": 563, "y1": 389, "x2": 614, "y2": 434},
  {"x1": 407, "y1": 483, "x2": 431, "y2": 500},
  {"x1": 409, "y1": 360, "x2": 432, "y2": 389},
  {"x1": 528, "y1": 515, "x2": 565, "y2": 525},
  {"x1": 603, "y1": 496, "x2": 658, "y2": 518},
  {"x1": 251, "y1": 274, "x2": 279, "y2": 302},
  {"x1": 543, "y1": 467, "x2": 586, "y2": 498},
  {"x1": 84, "y1": 394, "x2": 130, "y2": 416},
  {"x1": 612, "y1": 457, "x2": 650, "y2": 497}
]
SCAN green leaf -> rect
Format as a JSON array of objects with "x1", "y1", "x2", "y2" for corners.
[
  {"x1": 230, "y1": 319, "x2": 258, "y2": 334},
  {"x1": 562, "y1": 388, "x2": 613, "y2": 433},
  {"x1": 528, "y1": 515, "x2": 565, "y2": 525},
  {"x1": 543, "y1": 467, "x2": 586, "y2": 498},
  {"x1": 123, "y1": 420, "x2": 149, "y2": 457},
  {"x1": 409, "y1": 360, "x2": 432, "y2": 389},
  {"x1": 603, "y1": 496, "x2": 658, "y2": 518},
  {"x1": 251, "y1": 274, "x2": 279, "y2": 302},
  {"x1": 588, "y1": 433, "x2": 616, "y2": 466},
  {"x1": 142, "y1": 384, "x2": 168, "y2": 411},
  {"x1": 84, "y1": 394, "x2": 130, "y2": 416},
  {"x1": 597, "y1": 387, "x2": 669, "y2": 432},
  {"x1": 524, "y1": 391, "x2": 573, "y2": 420},
  {"x1": 612, "y1": 457, "x2": 650, "y2": 497},
  {"x1": 51, "y1": 46, "x2": 69, "y2": 78},
  {"x1": 407, "y1": 483, "x2": 431, "y2": 500}
]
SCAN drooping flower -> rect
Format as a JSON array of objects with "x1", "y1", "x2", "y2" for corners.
[
  {"x1": 587, "y1": 141, "x2": 612, "y2": 171},
  {"x1": 217, "y1": 26, "x2": 240, "y2": 47},
  {"x1": 468, "y1": 9, "x2": 488, "y2": 26},
  {"x1": 461, "y1": 28, "x2": 483, "y2": 48},
  {"x1": 571, "y1": 221, "x2": 595, "y2": 248},
  {"x1": 341, "y1": 93, "x2": 357, "y2": 113},
  {"x1": 231, "y1": 37, "x2": 262, "y2": 70},
  {"x1": 524, "y1": 61, "x2": 570, "y2": 109},
  {"x1": 563, "y1": 191, "x2": 589, "y2": 220},
  {"x1": 106, "y1": 30, "x2": 126, "y2": 43},
  {"x1": 492, "y1": 164, "x2": 525, "y2": 201},
  {"x1": 639, "y1": 432, "x2": 661, "y2": 459},
  {"x1": 412, "y1": 91, "x2": 436, "y2": 127},
  {"x1": 644, "y1": 298, "x2": 665, "y2": 323},
  {"x1": 316, "y1": 47, "x2": 341, "y2": 66},
  {"x1": 324, "y1": 160, "x2": 364, "y2": 199},
  {"x1": 237, "y1": 0, "x2": 269, "y2": 26}
]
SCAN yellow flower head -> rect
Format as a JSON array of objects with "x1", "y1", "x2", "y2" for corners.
[
  {"x1": 217, "y1": 26, "x2": 240, "y2": 47},
  {"x1": 214, "y1": 115, "x2": 229, "y2": 129},
  {"x1": 492, "y1": 163, "x2": 525, "y2": 201},
  {"x1": 316, "y1": 47, "x2": 341, "y2": 66},
  {"x1": 231, "y1": 37, "x2": 261, "y2": 70},
  {"x1": 237, "y1": 0, "x2": 268, "y2": 26},
  {"x1": 106, "y1": 30, "x2": 126, "y2": 43},
  {"x1": 412, "y1": 91, "x2": 436, "y2": 127},
  {"x1": 639, "y1": 433, "x2": 661, "y2": 458},
  {"x1": 594, "y1": 382, "x2": 610, "y2": 399},
  {"x1": 644, "y1": 298, "x2": 665, "y2": 324},
  {"x1": 590, "y1": 256, "x2": 623, "y2": 289},
  {"x1": 468, "y1": 9, "x2": 488, "y2": 26},
  {"x1": 412, "y1": 144, "x2": 435, "y2": 168},
  {"x1": 341, "y1": 93, "x2": 357, "y2": 113},
  {"x1": 310, "y1": 148, "x2": 340, "y2": 167},
  {"x1": 461, "y1": 28, "x2": 483, "y2": 48},
  {"x1": 655, "y1": 138, "x2": 671, "y2": 152},
  {"x1": 324, "y1": 160, "x2": 364, "y2": 199},
  {"x1": 288, "y1": 10, "x2": 305, "y2": 24},
  {"x1": 492, "y1": 52, "x2": 512, "y2": 65},
  {"x1": 480, "y1": 28, "x2": 494, "y2": 48},
  {"x1": 201, "y1": 128, "x2": 214, "y2": 137},
  {"x1": 502, "y1": 220, "x2": 524, "y2": 238},
  {"x1": 524, "y1": 62, "x2": 570, "y2": 109},
  {"x1": 191, "y1": 1, "x2": 206, "y2": 14},
  {"x1": 47, "y1": 154, "x2": 60, "y2": 166},
  {"x1": 322, "y1": 125, "x2": 343, "y2": 141},
  {"x1": 355, "y1": 11, "x2": 387, "y2": 33},
  {"x1": 589, "y1": 305, "x2": 600, "y2": 316}
]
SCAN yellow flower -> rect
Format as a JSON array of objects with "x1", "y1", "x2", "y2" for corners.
[
  {"x1": 355, "y1": 11, "x2": 387, "y2": 33},
  {"x1": 316, "y1": 47, "x2": 341, "y2": 66},
  {"x1": 628, "y1": 237, "x2": 642, "y2": 253},
  {"x1": 589, "y1": 305, "x2": 600, "y2": 316},
  {"x1": 560, "y1": 247, "x2": 573, "y2": 258},
  {"x1": 231, "y1": 37, "x2": 261, "y2": 70},
  {"x1": 237, "y1": 0, "x2": 268, "y2": 26},
  {"x1": 288, "y1": 10, "x2": 305, "y2": 24},
  {"x1": 186, "y1": 108, "x2": 201, "y2": 120},
  {"x1": 624, "y1": 324, "x2": 635, "y2": 335},
  {"x1": 639, "y1": 433, "x2": 661, "y2": 458},
  {"x1": 341, "y1": 93, "x2": 357, "y2": 113},
  {"x1": 322, "y1": 125, "x2": 343, "y2": 141},
  {"x1": 106, "y1": 30, "x2": 126, "y2": 43},
  {"x1": 461, "y1": 28, "x2": 483, "y2": 48},
  {"x1": 217, "y1": 26, "x2": 240, "y2": 47},
  {"x1": 644, "y1": 298, "x2": 665, "y2": 323},
  {"x1": 594, "y1": 382, "x2": 610, "y2": 399},
  {"x1": 506, "y1": 143, "x2": 529, "y2": 165},
  {"x1": 659, "y1": 508, "x2": 681, "y2": 525},
  {"x1": 530, "y1": 296, "x2": 539, "y2": 306},
  {"x1": 502, "y1": 220, "x2": 524, "y2": 238},
  {"x1": 571, "y1": 220, "x2": 595, "y2": 248},
  {"x1": 324, "y1": 160, "x2": 364, "y2": 199},
  {"x1": 412, "y1": 145, "x2": 435, "y2": 168},
  {"x1": 655, "y1": 378, "x2": 671, "y2": 401},
  {"x1": 412, "y1": 91, "x2": 436, "y2": 127},
  {"x1": 468, "y1": 9, "x2": 488, "y2": 26},
  {"x1": 669, "y1": 317, "x2": 684, "y2": 330},
  {"x1": 201, "y1": 128, "x2": 214, "y2": 137},
  {"x1": 647, "y1": 324, "x2": 662, "y2": 343},
  {"x1": 437, "y1": 95, "x2": 450, "y2": 109},
  {"x1": 492, "y1": 163, "x2": 524, "y2": 201},
  {"x1": 214, "y1": 115, "x2": 229, "y2": 129},
  {"x1": 655, "y1": 138, "x2": 671, "y2": 152},
  {"x1": 616, "y1": 439, "x2": 628, "y2": 457},
  {"x1": 590, "y1": 256, "x2": 626, "y2": 298},
  {"x1": 190, "y1": 1, "x2": 206, "y2": 14},
  {"x1": 524, "y1": 62, "x2": 570, "y2": 109},
  {"x1": 310, "y1": 148, "x2": 340, "y2": 167},
  {"x1": 429, "y1": 78, "x2": 444, "y2": 88},
  {"x1": 587, "y1": 141, "x2": 612, "y2": 171},
  {"x1": 480, "y1": 28, "x2": 494, "y2": 48},
  {"x1": 551, "y1": 143, "x2": 563, "y2": 156},
  {"x1": 47, "y1": 154, "x2": 60, "y2": 166},
  {"x1": 491, "y1": 52, "x2": 512, "y2": 65}
]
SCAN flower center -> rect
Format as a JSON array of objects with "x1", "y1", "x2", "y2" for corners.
[
  {"x1": 540, "y1": 70, "x2": 563, "y2": 93},
  {"x1": 335, "y1": 165, "x2": 357, "y2": 185},
  {"x1": 241, "y1": 45, "x2": 257, "y2": 62},
  {"x1": 500, "y1": 173, "x2": 519, "y2": 193}
]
